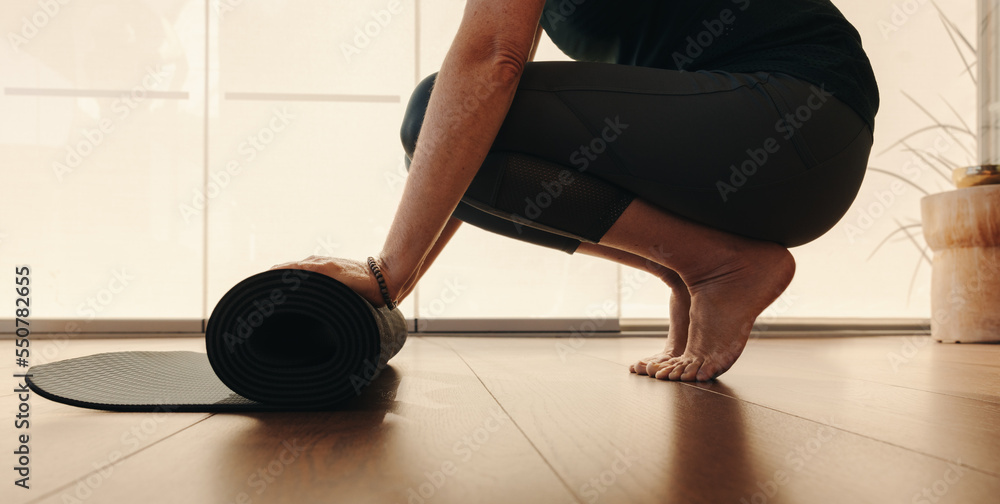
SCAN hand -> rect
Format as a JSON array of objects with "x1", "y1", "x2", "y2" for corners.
[{"x1": 269, "y1": 256, "x2": 390, "y2": 308}]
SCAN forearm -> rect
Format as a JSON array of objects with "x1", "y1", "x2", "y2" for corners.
[
  {"x1": 378, "y1": 50, "x2": 524, "y2": 299},
  {"x1": 392, "y1": 24, "x2": 543, "y2": 302},
  {"x1": 396, "y1": 216, "x2": 462, "y2": 301}
]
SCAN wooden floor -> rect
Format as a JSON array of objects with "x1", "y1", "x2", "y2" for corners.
[{"x1": 4, "y1": 335, "x2": 1000, "y2": 504}]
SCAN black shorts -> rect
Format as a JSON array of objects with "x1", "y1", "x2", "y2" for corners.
[{"x1": 401, "y1": 61, "x2": 873, "y2": 253}]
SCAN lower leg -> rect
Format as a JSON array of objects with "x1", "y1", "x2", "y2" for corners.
[
  {"x1": 574, "y1": 243, "x2": 691, "y2": 374},
  {"x1": 596, "y1": 198, "x2": 795, "y2": 381}
]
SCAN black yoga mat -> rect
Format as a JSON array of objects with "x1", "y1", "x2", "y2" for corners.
[{"x1": 26, "y1": 269, "x2": 407, "y2": 412}]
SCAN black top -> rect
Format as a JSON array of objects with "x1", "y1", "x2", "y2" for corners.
[{"x1": 540, "y1": 0, "x2": 879, "y2": 132}]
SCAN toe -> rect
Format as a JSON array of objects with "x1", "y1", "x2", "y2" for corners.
[
  {"x1": 667, "y1": 362, "x2": 686, "y2": 381},
  {"x1": 653, "y1": 364, "x2": 674, "y2": 381},
  {"x1": 679, "y1": 361, "x2": 703, "y2": 381},
  {"x1": 674, "y1": 358, "x2": 701, "y2": 381},
  {"x1": 634, "y1": 360, "x2": 649, "y2": 375},
  {"x1": 645, "y1": 361, "x2": 662, "y2": 377},
  {"x1": 654, "y1": 359, "x2": 681, "y2": 380},
  {"x1": 644, "y1": 356, "x2": 668, "y2": 377}
]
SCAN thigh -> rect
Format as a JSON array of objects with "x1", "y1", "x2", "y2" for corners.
[
  {"x1": 493, "y1": 62, "x2": 870, "y2": 245},
  {"x1": 499, "y1": 61, "x2": 866, "y2": 183},
  {"x1": 401, "y1": 61, "x2": 871, "y2": 247}
]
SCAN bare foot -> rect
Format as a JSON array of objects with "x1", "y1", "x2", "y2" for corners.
[
  {"x1": 632, "y1": 270, "x2": 691, "y2": 376},
  {"x1": 652, "y1": 240, "x2": 795, "y2": 382}
]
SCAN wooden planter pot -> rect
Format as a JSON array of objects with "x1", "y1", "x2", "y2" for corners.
[{"x1": 921, "y1": 185, "x2": 1000, "y2": 343}]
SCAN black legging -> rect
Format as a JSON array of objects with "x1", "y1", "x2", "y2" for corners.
[{"x1": 400, "y1": 61, "x2": 873, "y2": 254}]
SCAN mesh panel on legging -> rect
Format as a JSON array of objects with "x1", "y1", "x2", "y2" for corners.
[{"x1": 467, "y1": 152, "x2": 635, "y2": 244}]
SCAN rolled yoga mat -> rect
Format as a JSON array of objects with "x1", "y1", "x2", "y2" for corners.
[{"x1": 25, "y1": 269, "x2": 407, "y2": 411}]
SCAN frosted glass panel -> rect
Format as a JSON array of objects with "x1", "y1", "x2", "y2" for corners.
[
  {"x1": 215, "y1": 0, "x2": 413, "y2": 96},
  {"x1": 207, "y1": 0, "x2": 416, "y2": 315},
  {"x1": 204, "y1": 101, "x2": 414, "y2": 311},
  {"x1": 2, "y1": 0, "x2": 975, "y2": 326},
  {"x1": 0, "y1": 0, "x2": 204, "y2": 319}
]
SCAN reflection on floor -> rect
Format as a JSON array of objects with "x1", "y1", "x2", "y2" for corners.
[{"x1": 4, "y1": 335, "x2": 999, "y2": 504}]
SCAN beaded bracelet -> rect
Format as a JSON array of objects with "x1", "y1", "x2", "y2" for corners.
[{"x1": 366, "y1": 256, "x2": 396, "y2": 310}]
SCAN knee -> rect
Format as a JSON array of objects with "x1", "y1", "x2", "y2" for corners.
[{"x1": 400, "y1": 72, "x2": 438, "y2": 163}]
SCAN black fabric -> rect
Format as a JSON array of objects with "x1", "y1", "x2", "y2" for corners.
[
  {"x1": 443, "y1": 150, "x2": 635, "y2": 244},
  {"x1": 402, "y1": 64, "x2": 873, "y2": 249},
  {"x1": 26, "y1": 269, "x2": 407, "y2": 412},
  {"x1": 539, "y1": 0, "x2": 879, "y2": 133},
  {"x1": 490, "y1": 153, "x2": 634, "y2": 243},
  {"x1": 402, "y1": 151, "x2": 584, "y2": 254}
]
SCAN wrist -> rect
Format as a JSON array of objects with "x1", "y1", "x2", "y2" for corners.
[{"x1": 367, "y1": 256, "x2": 398, "y2": 309}]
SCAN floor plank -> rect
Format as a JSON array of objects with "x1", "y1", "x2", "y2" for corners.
[
  {"x1": 571, "y1": 337, "x2": 1000, "y2": 477},
  {"x1": 437, "y1": 336, "x2": 1000, "y2": 504},
  {"x1": 18, "y1": 337, "x2": 574, "y2": 504},
  {"x1": 748, "y1": 336, "x2": 1000, "y2": 404},
  {"x1": 572, "y1": 335, "x2": 1000, "y2": 404},
  {"x1": 4, "y1": 335, "x2": 1000, "y2": 504},
  {"x1": 3, "y1": 338, "x2": 212, "y2": 503}
]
